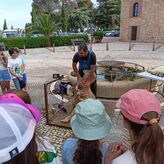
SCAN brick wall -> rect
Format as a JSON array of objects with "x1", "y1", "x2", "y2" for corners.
[{"x1": 120, "y1": 0, "x2": 164, "y2": 42}]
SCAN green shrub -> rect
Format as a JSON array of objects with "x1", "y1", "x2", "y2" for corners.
[
  {"x1": 0, "y1": 37, "x2": 49, "y2": 49},
  {"x1": 92, "y1": 31, "x2": 104, "y2": 40},
  {"x1": 50, "y1": 34, "x2": 89, "y2": 46},
  {"x1": 24, "y1": 37, "x2": 49, "y2": 48},
  {"x1": 0, "y1": 34, "x2": 89, "y2": 49}
]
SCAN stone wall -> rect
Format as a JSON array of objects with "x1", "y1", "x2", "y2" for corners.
[{"x1": 120, "y1": 0, "x2": 164, "y2": 42}]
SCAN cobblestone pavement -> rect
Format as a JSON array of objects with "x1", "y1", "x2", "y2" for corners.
[{"x1": 22, "y1": 41, "x2": 164, "y2": 156}]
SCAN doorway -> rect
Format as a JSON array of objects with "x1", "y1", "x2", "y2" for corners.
[{"x1": 131, "y1": 26, "x2": 137, "y2": 40}]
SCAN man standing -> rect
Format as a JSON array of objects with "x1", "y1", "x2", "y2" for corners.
[{"x1": 72, "y1": 42, "x2": 97, "y2": 96}]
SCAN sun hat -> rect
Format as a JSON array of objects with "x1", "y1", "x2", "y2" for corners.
[
  {"x1": 0, "y1": 94, "x2": 41, "y2": 163},
  {"x1": 71, "y1": 98, "x2": 112, "y2": 140},
  {"x1": 0, "y1": 93, "x2": 41, "y2": 123},
  {"x1": 116, "y1": 89, "x2": 161, "y2": 125}
]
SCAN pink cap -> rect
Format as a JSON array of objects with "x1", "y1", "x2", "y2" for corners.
[
  {"x1": 116, "y1": 89, "x2": 161, "y2": 125},
  {"x1": 0, "y1": 93, "x2": 41, "y2": 123}
]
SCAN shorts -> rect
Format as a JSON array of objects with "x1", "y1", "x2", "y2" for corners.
[{"x1": 0, "y1": 69, "x2": 11, "y2": 81}]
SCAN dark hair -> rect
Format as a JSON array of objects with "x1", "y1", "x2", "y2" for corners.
[
  {"x1": 78, "y1": 43, "x2": 88, "y2": 52},
  {"x1": 14, "y1": 47, "x2": 21, "y2": 53},
  {"x1": 3, "y1": 135, "x2": 39, "y2": 164},
  {"x1": 0, "y1": 46, "x2": 4, "y2": 51},
  {"x1": 73, "y1": 139, "x2": 102, "y2": 164},
  {"x1": 123, "y1": 112, "x2": 164, "y2": 164},
  {"x1": 9, "y1": 89, "x2": 31, "y2": 104},
  {"x1": 8, "y1": 47, "x2": 17, "y2": 56}
]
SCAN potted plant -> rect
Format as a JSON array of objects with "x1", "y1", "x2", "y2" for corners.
[{"x1": 92, "y1": 31, "x2": 104, "y2": 43}]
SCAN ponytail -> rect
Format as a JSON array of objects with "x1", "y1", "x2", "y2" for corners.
[{"x1": 124, "y1": 112, "x2": 164, "y2": 164}]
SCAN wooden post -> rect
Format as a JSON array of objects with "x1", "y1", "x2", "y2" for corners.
[
  {"x1": 106, "y1": 42, "x2": 109, "y2": 51},
  {"x1": 23, "y1": 45, "x2": 26, "y2": 55},
  {"x1": 73, "y1": 42, "x2": 75, "y2": 51},
  {"x1": 44, "y1": 83, "x2": 49, "y2": 124},
  {"x1": 53, "y1": 43, "x2": 55, "y2": 52},
  {"x1": 128, "y1": 40, "x2": 132, "y2": 51},
  {"x1": 89, "y1": 42, "x2": 92, "y2": 51},
  {"x1": 90, "y1": 36, "x2": 93, "y2": 51},
  {"x1": 3, "y1": 43, "x2": 6, "y2": 51},
  {"x1": 152, "y1": 41, "x2": 155, "y2": 51}
]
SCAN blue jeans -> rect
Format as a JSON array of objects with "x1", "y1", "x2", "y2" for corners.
[
  {"x1": 13, "y1": 78, "x2": 21, "y2": 89},
  {"x1": 22, "y1": 73, "x2": 27, "y2": 84},
  {"x1": 0, "y1": 69, "x2": 11, "y2": 81}
]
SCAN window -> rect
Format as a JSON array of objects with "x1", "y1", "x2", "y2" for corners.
[{"x1": 133, "y1": 2, "x2": 139, "y2": 17}]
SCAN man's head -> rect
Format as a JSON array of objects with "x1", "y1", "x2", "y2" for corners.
[{"x1": 78, "y1": 43, "x2": 88, "y2": 58}]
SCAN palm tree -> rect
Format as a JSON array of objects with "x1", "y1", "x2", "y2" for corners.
[{"x1": 32, "y1": 14, "x2": 55, "y2": 46}]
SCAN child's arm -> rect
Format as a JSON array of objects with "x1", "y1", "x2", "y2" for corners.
[
  {"x1": 21, "y1": 57, "x2": 26, "y2": 72},
  {"x1": 0, "y1": 54, "x2": 8, "y2": 67}
]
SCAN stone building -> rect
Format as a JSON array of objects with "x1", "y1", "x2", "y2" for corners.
[{"x1": 120, "y1": 0, "x2": 164, "y2": 42}]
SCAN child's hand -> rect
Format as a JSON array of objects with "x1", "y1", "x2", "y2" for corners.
[
  {"x1": 105, "y1": 148, "x2": 123, "y2": 164},
  {"x1": 104, "y1": 143, "x2": 126, "y2": 164},
  {"x1": 108, "y1": 142, "x2": 123, "y2": 152},
  {"x1": 17, "y1": 74, "x2": 23, "y2": 80}
]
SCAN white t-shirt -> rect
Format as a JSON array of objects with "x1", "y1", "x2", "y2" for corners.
[
  {"x1": 112, "y1": 150, "x2": 137, "y2": 164},
  {"x1": 8, "y1": 58, "x2": 22, "y2": 79}
]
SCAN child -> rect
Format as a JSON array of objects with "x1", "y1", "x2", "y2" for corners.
[
  {"x1": 0, "y1": 92, "x2": 61, "y2": 164},
  {"x1": 105, "y1": 89, "x2": 164, "y2": 164},
  {"x1": 15, "y1": 47, "x2": 27, "y2": 86},
  {"x1": 0, "y1": 46, "x2": 11, "y2": 93},
  {"x1": 62, "y1": 98, "x2": 112, "y2": 164},
  {"x1": 8, "y1": 47, "x2": 25, "y2": 90}
]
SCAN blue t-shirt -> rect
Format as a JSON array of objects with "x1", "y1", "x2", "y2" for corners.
[{"x1": 62, "y1": 138, "x2": 108, "y2": 164}]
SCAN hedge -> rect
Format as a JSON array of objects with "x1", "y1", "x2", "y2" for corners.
[
  {"x1": 0, "y1": 34, "x2": 89, "y2": 49},
  {"x1": 103, "y1": 27, "x2": 120, "y2": 32},
  {"x1": 92, "y1": 31, "x2": 104, "y2": 40},
  {"x1": 0, "y1": 37, "x2": 49, "y2": 49},
  {"x1": 50, "y1": 34, "x2": 89, "y2": 46}
]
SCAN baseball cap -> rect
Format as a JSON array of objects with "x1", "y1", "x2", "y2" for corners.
[
  {"x1": 0, "y1": 93, "x2": 41, "y2": 163},
  {"x1": 0, "y1": 93, "x2": 41, "y2": 123},
  {"x1": 116, "y1": 89, "x2": 161, "y2": 125},
  {"x1": 71, "y1": 98, "x2": 112, "y2": 140}
]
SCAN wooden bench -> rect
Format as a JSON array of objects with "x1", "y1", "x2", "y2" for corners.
[{"x1": 71, "y1": 38, "x2": 84, "y2": 45}]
